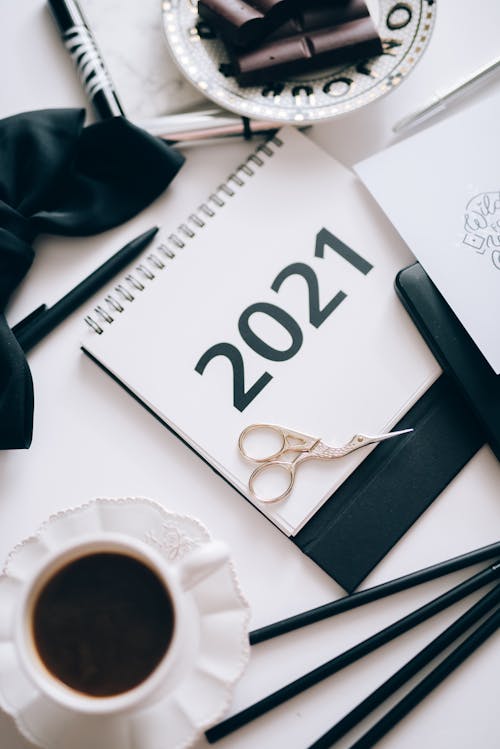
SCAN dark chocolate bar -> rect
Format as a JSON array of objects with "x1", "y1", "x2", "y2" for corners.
[
  {"x1": 225, "y1": 15, "x2": 383, "y2": 86},
  {"x1": 268, "y1": 0, "x2": 369, "y2": 41},
  {"x1": 198, "y1": 0, "x2": 295, "y2": 47}
]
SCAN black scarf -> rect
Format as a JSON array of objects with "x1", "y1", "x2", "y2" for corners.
[{"x1": 0, "y1": 108, "x2": 184, "y2": 449}]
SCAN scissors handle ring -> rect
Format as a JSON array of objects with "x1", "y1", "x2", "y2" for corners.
[
  {"x1": 238, "y1": 423, "x2": 286, "y2": 463},
  {"x1": 247, "y1": 461, "x2": 295, "y2": 504}
]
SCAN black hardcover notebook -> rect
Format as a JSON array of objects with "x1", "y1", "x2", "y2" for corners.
[
  {"x1": 396, "y1": 262, "x2": 499, "y2": 460},
  {"x1": 81, "y1": 128, "x2": 475, "y2": 591}
]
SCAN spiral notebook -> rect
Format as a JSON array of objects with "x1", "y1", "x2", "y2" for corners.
[{"x1": 82, "y1": 127, "x2": 440, "y2": 585}]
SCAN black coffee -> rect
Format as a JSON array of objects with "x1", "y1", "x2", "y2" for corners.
[{"x1": 32, "y1": 552, "x2": 174, "y2": 697}]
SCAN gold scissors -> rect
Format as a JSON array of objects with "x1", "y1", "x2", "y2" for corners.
[{"x1": 238, "y1": 423, "x2": 413, "y2": 503}]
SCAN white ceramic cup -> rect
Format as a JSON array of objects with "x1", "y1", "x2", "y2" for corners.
[{"x1": 14, "y1": 532, "x2": 229, "y2": 716}]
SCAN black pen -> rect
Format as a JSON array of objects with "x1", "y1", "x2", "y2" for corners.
[
  {"x1": 47, "y1": 0, "x2": 125, "y2": 119},
  {"x1": 12, "y1": 227, "x2": 159, "y2": 353}
]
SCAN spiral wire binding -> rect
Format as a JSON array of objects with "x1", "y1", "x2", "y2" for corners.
[{"x1": 84, "y1": 136, "x2": 283, "y2": 334}]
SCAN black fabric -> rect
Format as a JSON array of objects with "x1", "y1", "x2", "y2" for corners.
[{"x1": 0, "y1": 108, "x2": 184, "y2": 450}]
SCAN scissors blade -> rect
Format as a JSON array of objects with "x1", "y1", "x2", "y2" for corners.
[{"x1": 365, "y1": 428, "x2": 413, "y2": 443}]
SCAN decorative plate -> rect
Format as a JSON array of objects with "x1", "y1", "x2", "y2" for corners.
[
  {"x1": 0, "y1": 498, "x2": 250, "y2": 749},
  {"x1": 162, "y1": 0, "x2": 436, "y2": 123}
]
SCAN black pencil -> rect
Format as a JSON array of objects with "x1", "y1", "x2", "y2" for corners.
[
  {"x1": 205, "y1": 561, "x2": 500, "y2": 743},
  {"x1": 307, "y1": 583, "x2": 500, "y2": 748},
  {"x1": 349, "y1": 606, "x2": 500, "y2": 749},
  {"x1": 249, "y1": 540, "x2": 500, "y2": 645}
]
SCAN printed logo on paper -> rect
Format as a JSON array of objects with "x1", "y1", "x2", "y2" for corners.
[{"x1": 463, "y1": 192, "x2": 500, "y2": 270}]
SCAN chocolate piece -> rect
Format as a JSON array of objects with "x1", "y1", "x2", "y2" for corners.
[
  {"x1": 198, "y1": 0, "x2": 295, "y2": 47},
  {"x1": 197, "y1": 0, "x2": 353, "y2": 48},
  {"x1": 225, "y1": 15, "x2": 383, "y2": 86},
  {"x1": 268, "y1": 0, "x2": 369, "y2": 41}
]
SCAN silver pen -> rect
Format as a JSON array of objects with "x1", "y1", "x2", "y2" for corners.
[
  {"x1": 134, "y1": 108, "x2": 282, "y2": 146},
  {"x1": 393, "y1": 55, "x2": 500, "y2": 134}
]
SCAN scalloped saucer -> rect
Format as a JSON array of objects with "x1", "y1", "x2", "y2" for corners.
[{"x1": 0, "y1": 498, "x2": 250, "y2": 749}]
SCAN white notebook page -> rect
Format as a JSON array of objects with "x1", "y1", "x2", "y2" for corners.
[
  {"x1": 82, "y1": 127, "x2": 439, "y2": 536},
  {"x1": 355, "y1": 92, "x2": 500, "y2": 374}
]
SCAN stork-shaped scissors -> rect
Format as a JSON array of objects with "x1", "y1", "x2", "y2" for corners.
[{"x1": 238, "y1": 423, "x2": 413, "y2": 503}]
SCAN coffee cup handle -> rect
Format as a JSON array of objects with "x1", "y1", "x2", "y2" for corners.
[{"x1": 177, "y1": 541, "x2": 229, "y2": 591}]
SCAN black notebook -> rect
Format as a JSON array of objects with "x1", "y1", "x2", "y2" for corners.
[
  {"x1": 396, "y1": 262, "x2": 499, "y2": 461},
  {"x1": 81, "y1": 128, "x2": 443, "y2": 590}
]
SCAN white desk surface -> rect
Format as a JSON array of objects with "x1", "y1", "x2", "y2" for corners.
[{"x1": 1, "y1": 2, "x2": 499, "y2": 748}]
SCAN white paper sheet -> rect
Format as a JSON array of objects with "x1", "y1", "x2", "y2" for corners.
[{"x1": 355, "y1": 91, "x2": 500, "y2": 374}]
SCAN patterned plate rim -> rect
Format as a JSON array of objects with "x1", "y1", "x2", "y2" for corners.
[{"x1": 161, "y1": 0, "x2": 436, "y2": 123}]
